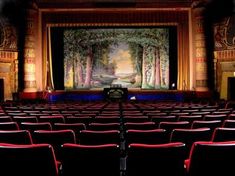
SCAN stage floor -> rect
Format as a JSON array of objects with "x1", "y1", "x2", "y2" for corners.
[{"x1": 18, "y1": 89, "x2": 210, "y2": 102}]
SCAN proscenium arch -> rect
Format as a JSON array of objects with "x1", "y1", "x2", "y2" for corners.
[{"x1": 40, "y1": 8, "x2": 190, "y2": 91}]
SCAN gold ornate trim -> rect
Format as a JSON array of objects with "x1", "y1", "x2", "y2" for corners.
[
  {"x1": 0, "y1": 51, "x2": 18, "y2": 62},
  {"x1": 214, "y1": 50, "x2": 235, "y2": 61},
  {"x1": 0, "y1": 51, "x2": 18, "y2": 100},
  {"x1": 41, "y1": 9, "x2": 190, "y2": 91}
]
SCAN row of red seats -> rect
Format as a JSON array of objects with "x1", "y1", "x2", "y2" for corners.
[
  {"x1": 1, "y1": 114, "x2": 235, "y2": 128},
  {"x1": 1, "y1": 141, "x2": 235, "y2": 176},
  {"x1": 1, "y1": 126, "x2": 235, "y2": 158}
]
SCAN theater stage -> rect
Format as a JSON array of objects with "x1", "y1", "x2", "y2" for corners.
[{"x1": 18, "y1": 89, "x2": 212, "y2": 102}]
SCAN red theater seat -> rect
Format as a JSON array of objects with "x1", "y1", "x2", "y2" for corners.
[
  {"x1": 124, "y1": 122, "x2": 156, "y2": 130},
  {"x1": 0, "y1": 130, "x2": 33, "y2": 144},
  {"x1": 127, "y1": 142, "x2": 186, "y2": 176},
  {"x1": 170, "y1": 128, "x2": 211, "y2": 157},
  {"x1": 186, "y1": 141, "x2": 235, "y2": 176},
  {"x1": 88, "y1": 123, "x2": 120, "y2": 131},
  {"x1": 65, "y1": 116, "x2": 92, "y2": 125},
  {"x1": 151, "y1": 115, "x2": 176, "y2": 125},
  {"x1": 0, "y1": 116, "x2": 12, "y2": 122},
  {"x1": 191, "y1": 120, "x2": 222, "y2": 130},
  {"x1": 223, "y1": 119, "x2": 235, "y2": 128},
  {"x1": 0, "y1": 143, "x2": 58, "y2": 176},
  {"x1": 177, "y1": 115, "x2": 203, "y2": 123},
  {"x1": 125, "y1": 129, "x2": 168, "y2": 145},
  {"x1": 61, "y1": 143, "x2": 120, "y2": 176},
  {"x1": 38, "y1": 115, "x2": 65, "y2": 126},
  {"x1": 93, "y1": 116, "x2": 120, "y2": 123},
  {"x1": 53, "y1": 123, "x2": 86, "y2": 141},
  {"x1": 21, "y1": 122, "x2": 52, "y2": 133},
  {"x1": 0, "y1": 122, "x2": 19, "y2": 130},
  {"x1": 211, "y1": 127, "x2": 235, "y2": 142},
  {"x1": 13, "y1": 116, "x2": 38, "y2": 124},
  {"x1": 33, "y1": 130, "x2": 76, "y2": 159},
  {"x1": 203, "y1": 114, "x2": 227, "y2": 121},
  {"x1": 80, "y1": 130, "x2": 120, "y2": 145},
  {"x1": 159, "y1": 121, "x2": 190, "y2": 132},
  {"x1": 123, "y1": 116, "x2": 149, "y2": 123}
]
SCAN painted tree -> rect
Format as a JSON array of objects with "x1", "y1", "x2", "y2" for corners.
[
  {"x1": 155, "y1": 47, "x2": 161, "y2": 89},
  {"x1": 64, "y1": 29, "x2": 89, "y2": 88},
  {"x1": 84, "y1": 46, "x2": 92, "y2": 87},
  {"x1": 141, "y1": 46, "x2": 147, "y2": 87}
]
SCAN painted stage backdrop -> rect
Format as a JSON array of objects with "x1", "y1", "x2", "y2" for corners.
[{"x1": 64, "y1": 28, "x2": 169, "y2": 90}]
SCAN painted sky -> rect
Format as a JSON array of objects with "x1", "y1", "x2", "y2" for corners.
[{"x1": 109, "y1": 42, "x2": 134, "y2": 75}]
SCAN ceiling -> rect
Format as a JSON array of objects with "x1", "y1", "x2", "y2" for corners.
[{"x1": 35, "y1": 0, "x2": 193, "y2": 8}]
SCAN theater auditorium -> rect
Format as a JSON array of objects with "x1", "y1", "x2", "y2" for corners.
[{"x1": 0, "y1": 0, "x2": 235, "y2": 175}]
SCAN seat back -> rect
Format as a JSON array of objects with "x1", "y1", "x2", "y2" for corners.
[
  {"x1": 21, "y1": 122, "x2": 52, "y2": 133},
  {"x1": 126, "y1": 129, "x2": 168, "y2": 145},
  {"x1": 151, "y1": 115, "x2": 176, "y2": 125},
  {"x1": 127, "y1": 142, "x2": 186, "y2": 176},
  {"x1": 187, "y1": 141, "x2": 235, "y2": 176},
  {"x1": 159, "y1": 121, "x2": 190, "y2": 130},
  {"x1": 170, "y1": 128, "x2": 211, "y2": 157},
  {"x1": 0, "y1": 116, "x2": 12, "y2": 122},
  {"x1": 212, "y1": 127, "x2": 235, "y2": 142},
  {"x1": 191, "y1": 120, "x2": 222, "y2": 129},
  {"x1": 33, "y1": 130, "x2": 76, "y2": 159},
  {"x1": 0, "y1": 122, "x2": 19, "y2": 130},
  {"x1": 61, "y1": 143, "x2": 120, "y2": 176},
  {"x1": 65, "y1": 116, "x2": 92, "y2": 125},
  {"x1": 222, "y1": 119, "x2": 235, "y2": 128},
  {"x1": 123, "y1": 116, "x2": 149, "y2": 123},
  {"x1": 177, "y1": 115, "x2": 202, "y2": 123},
  {"x1": 38, "y1": 115, "x2": 65, "y2": 126},
  {"x1": 0, "y1": 130, "x2": 33, "y2": 144},
  {"x1": 203, "y1": 114, "x2": 227, "y2": 121},
  {"x1": 13, "y1": 116, "x2": 38, "y2": 124},
  {"x1": 124, "y1": 122, "x2": 156, "y2": 130},
  {"x1": 0, "y1": 143, "x2": 58, "y2": 176},
  {"x1": 53, "y1": 123, "x2": 86, "y2": 141},
  {"x1": 88, "y1": 123, "x2": 120, "y2": 131},
  {"x1": 93, "y1": 117, "x2": 120, "y2": 123},
  {"x1": 80, "y1": 130, "x2": 120, "y2": 145}
]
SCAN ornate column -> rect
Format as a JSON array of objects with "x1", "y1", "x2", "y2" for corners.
[
  {"x1": 23, "y1": 2, "x2": 38, "y2": 92},
  {"x1": 192, "y1": 1, "x2": 209, "y2": 91}
]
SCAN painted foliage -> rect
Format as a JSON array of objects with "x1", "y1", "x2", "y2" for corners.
[{"x1": 64, "y1": 28, "x2": 169, "y2": 89}]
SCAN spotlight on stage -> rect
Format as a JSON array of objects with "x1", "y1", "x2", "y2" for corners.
[
  {"x1": 171, "y1": 83, "x2": 176, "y2": 90},
  {"x1": 130, "y1": 96, "x2": 136, "y2": 101}
]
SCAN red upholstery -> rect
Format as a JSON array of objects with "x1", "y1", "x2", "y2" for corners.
[
  {"x1": 33, "y1": 130, "x2": 76, "y2": 159},
  {"x1": 80, "y1": 130, "x2": 120, "y2": 145},
  {"x1": 211, "y1": 127, "x2": 235, "y2": 142},
  {"x1": 186, "y1": 141, "x2": 235, "y2": 176},
  {"x1": 124, "y1": 122, "x2": 156, "y2": 130},
  {"x1": 88, "y1": 122, "x2": 120, "y2": 131},
  {"x1": 127, "y1": 142, "x2": 186, "y2": 176},
  {"x1": 170, "y1": 128, "x2": 211, "y2": 158},
  {"x1": 0, "y1": 122, "x2": 19, "y2": 130},
  {"x1": 126, "y1": 129, "x2": 168, "y2": 145},
  {"x1": 21, "y1": 122, "x2": 52, "y2": 133},
  {"x1": 61, "y1": 143, "x2": 120, "y2": 176},
  {"x1": 0, "y1": 143, "x2": 58, "y2": 176},
  {"x1": 0, "y1": 130, "x2": 33, "y2": 144},
  {"x1": 191, "y1": 120, "x2": 222, "y2": 129},
  {"x1": 0, "y1": 116, "x2": 13, "y2": 122}
]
